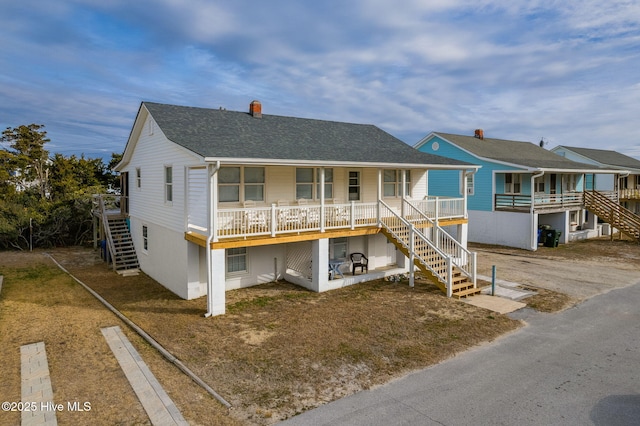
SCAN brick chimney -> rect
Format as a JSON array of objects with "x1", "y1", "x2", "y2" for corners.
[
  {"x1": 249, "y1": 100, "x2": 262, "y2": 118},
  {"x1": 474, "y1": 129, "x2": 484, "y2": 140}
]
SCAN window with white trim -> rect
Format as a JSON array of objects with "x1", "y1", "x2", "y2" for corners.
[
  {"x1": 226, "y1": 247, "x2": 247, "y2": 273},
  {"x1": 164, "y1": 166, "x2": 173, "y2": 202},
  {"x1": 295, "y1": 168, "x2": 333, "y2": 200},
  {"x1": 348, "y1": 171, "x2": 361, "y2": 201},
  {"x1": 329, "y1": 237, "x2": 347, "y2": 261},
  {"x1": 505, "y1": 173, "x2": 521, "y2": 194},
  {"x1": 219, "y1": 167, "x2": 265, "y2": 202},
  {"x1": 466, "y1": 173, "x2": 474, "y2": 195},
  {"x1": 136, "y1": 168, "x2": 141, "y2": 189},
  {"x1": 142, "y1": 225, "x2": 148, "y2": 252},
  {"x1": 383, "y1": 170, "x2": 411, "y2": 198}
]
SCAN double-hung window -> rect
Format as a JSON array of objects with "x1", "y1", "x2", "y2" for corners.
[
  {"x1": 466, "y1": 173, "x2": 474, "y2": 195},
  {"x1": 295, "y1": 168, "x2": 333, "y2": 200},
  {"x1": 534, "y1": 176, "x2": 545, "y2": 193},
  {"x1": 164, "y1": 166, "x2": 173, "y2": 202},
  {"x1": 142, "y1": 225, "x2": 148, "y2": 252},
  {"x1": 505, "y1": 173, "x2": 521, "y2": 194},
  {"x1": 383, "y1": 170, "x2": 411, "y2": 197},
  {"x1": 219, "y1": 167, "x2": 265, "y2": 202},
  {"x1": 226, "y1": 247, "x2": 247, "y2": 273}
]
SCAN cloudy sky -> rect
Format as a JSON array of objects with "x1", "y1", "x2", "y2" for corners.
[{"x1": 1, "y1": 0, "x2": 639, "y2": 161}]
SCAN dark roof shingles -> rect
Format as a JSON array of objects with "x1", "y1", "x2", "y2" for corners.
[
  {"x1": 435, "y1": 133, "x2": 603, "y2": 170},
  {"x1": 144, "y1": 102, "x2": 471, "y2": 166}
]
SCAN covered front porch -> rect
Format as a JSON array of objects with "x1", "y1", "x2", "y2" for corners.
[{"x1": 187, "y1": 196, "x2": 467, "y2": 242}]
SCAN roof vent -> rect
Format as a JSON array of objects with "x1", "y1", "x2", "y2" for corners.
[
  {"x1": 249, "y1": 100, "x2": 262, "y2": 118},
  {"x1": 474, "y1": 129, "x2": 484, "y2": 140}
]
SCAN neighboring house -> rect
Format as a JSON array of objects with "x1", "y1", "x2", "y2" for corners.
[
  {"x1": 550, "y1": 146, "x2": 640, "y2": 215},
  {"x1": 105, "y1": 101, "x2": 480, "y2": 316},
  {"x1": 414, "y1": 130, "x2": 625, "y2": 251}
]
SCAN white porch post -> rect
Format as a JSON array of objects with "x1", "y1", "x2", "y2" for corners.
[
  {"x1": 311, "y1": 238, "x2": 329, "y2": 292},
  {"x1": 409, "y1": 224, "x2": 415, "y2": 288},
  {"x1": 208, "y1": 249, "x2": 226, "y2": 315},
  {"x1": 401, "y1": 169, "x2": 406, "y2": 218},
  {"x1": 320, "y1": 167, "x2": 326, "y2": 233},
  {"x1": 206, "y1": 162, "x2": 225, "y2": 317}
]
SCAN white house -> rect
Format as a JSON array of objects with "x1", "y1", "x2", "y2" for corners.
[{"x1": 112, "y1": 101, "x2": 480, "y2": 316}]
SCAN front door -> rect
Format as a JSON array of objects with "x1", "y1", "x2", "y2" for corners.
[{"x1": 549, "y1": 174, "x2": 557, "y2": 194}]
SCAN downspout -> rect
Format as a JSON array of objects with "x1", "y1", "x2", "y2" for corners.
[
  {"x1": 205, "y1": 161, "x2": 221, "y2": 318},
  {"x1": 531, "y1": 170, "x2": 544, "y2": 250}
]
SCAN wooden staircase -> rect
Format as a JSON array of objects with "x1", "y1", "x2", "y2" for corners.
[
  {"x1": 96, "y1": 195, "x2": 139, "y2": 273},
  {"x1": 379, "y1": 201, "x2": 480, "y2": 298},
  {"x1": 583, "y1": 191, "x2": 640, "y2": 242},
  {"x1": 105, "y1": 216, "x2": 140, "y2": 272}
]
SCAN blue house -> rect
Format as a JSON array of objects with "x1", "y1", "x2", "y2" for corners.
[{"x1": 415, "y1": 130, "x2": 624, "y2": 250}]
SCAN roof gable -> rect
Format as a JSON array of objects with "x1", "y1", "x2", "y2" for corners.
[{"x1": 141, "y1": 102, "x2": 472, "y2": 167}]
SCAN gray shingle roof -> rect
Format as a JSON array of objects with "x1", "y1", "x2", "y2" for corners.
[
  {"x1": 556, "y1": 146, "x2": 640, "y2": 170},
  {"x1": 143, "y1": 102, "x2": 472, "y2": 167},
  {"x1": 435, "y1": 132, "x2": 603, "y2": 170}
]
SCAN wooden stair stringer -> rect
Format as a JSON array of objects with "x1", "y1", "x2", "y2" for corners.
[
  {"x1": 584, "y1": 191, "x2": 640, "y2": 242},
  {"x1": 380, "y1": 228, "x2": 480, "y2": 298}
]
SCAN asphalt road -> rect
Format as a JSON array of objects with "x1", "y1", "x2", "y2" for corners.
[{"x1": 282, "y1": 280, "x2": 640, "y2": 426}]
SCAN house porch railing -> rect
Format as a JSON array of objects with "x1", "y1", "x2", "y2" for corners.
[
  {"x1": 495, "y1": 191, "x2": 619, "y2": 212},
  {"x1": 188, "y1": 197, "x2": 466, "y2": 240},
  {"x1": 619, "y1": 188, "x2": 640, "y2": 201}
]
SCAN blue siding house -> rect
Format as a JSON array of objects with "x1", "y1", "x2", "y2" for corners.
[{"x1": 416, "y1": 131, "x2": 621, "y2": 250}]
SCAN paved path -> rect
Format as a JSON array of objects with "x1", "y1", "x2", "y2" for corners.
[
  {"x1": 282, "y1": 280, "x2": 640, "y2": 425},
  {"x1": 101, "y1": 326, "x2": 188, "y2": 426},
  {"x1": 21, "y1": 342, "x2": 57, "y2": 426}
]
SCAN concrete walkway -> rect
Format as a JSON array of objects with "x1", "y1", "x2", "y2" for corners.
[
  {"x1": 101, "y1": 326, "x2": 188, "y2": 426},
  {"x1": 21, "y1": 342, "x2": 57, "y2": 426},
  {"x1": 457, "y1": 274, "x2": 533, "y2": 314}
]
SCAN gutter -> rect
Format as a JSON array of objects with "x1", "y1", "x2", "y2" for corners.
[{"x1": 205, "y1": 161, "x2": 221, "y2": 318}]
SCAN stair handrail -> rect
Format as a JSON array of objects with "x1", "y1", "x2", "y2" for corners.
[
  {"x1": 584, "y1": 191, "x2": 640, "y2": 240},
  {"x1": 378, "y1": 200, "x2": 453, "y2": 291},
  {"x1": 402, "y1": 199, "x2": 476, "y2": 284},
  {"x1": 98, "y1": 195, "x2": 118, "y2": 271}
]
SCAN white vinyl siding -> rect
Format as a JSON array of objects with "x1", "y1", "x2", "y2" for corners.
[
  {"x1": 122, "y1": 114, "x2": 200, "y2": 233},
  {"x1": 187, "y1": 167, "x2": 207, "y2": 230}
]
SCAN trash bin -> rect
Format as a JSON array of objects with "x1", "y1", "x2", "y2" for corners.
[
  {"x1": 543, "y1": 230, "x2": 561, "y2": 248},
  {"x1": 538, "y1": 225, "x2": 551, "y2": 245}
]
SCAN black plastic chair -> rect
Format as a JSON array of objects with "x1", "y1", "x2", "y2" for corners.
[{"x1": 350, "y1": 253, "x2": 368, "y2": 275}]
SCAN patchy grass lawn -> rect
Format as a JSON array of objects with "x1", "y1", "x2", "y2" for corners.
[{"x1": 2, "y1": 246, "x2": 556, "y2": 425}]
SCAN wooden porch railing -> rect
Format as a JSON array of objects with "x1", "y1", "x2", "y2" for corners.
[
  {"x1": 495, "y1": 192, "x2": 584, "y2": 211},
  {"x1": 619, "y1": 188, "x2": 640, "y2": 201}
]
